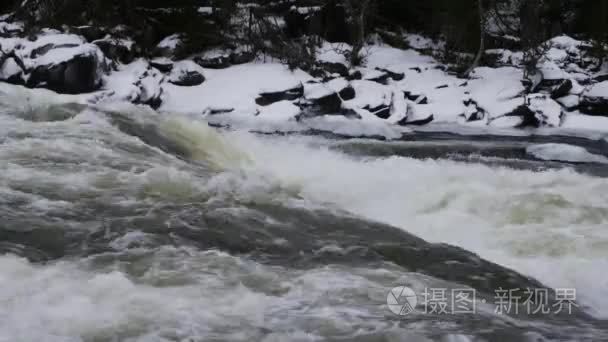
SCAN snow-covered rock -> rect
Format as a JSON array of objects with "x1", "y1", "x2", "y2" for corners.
[
  {"x1": 154, "y1": 34, "x2": 182, "y2": 57},
  {"x1": 256, "y1": 100, "x2": 301, "y2": 122},
  {"x1": 303, "y1": 78, "x2": 355, "y2": 115},
  {"x1": 345, "y1": 80, "x2": 392, "y2": 117},
  {"x1": 0, "y1": 57, "x2": 24, "y2": 84},
  {"x1": 103, "y1": 59, "x2": 164, "y2": 108},
  {"x1": 556, "y1": 95, "x2": 580, "y2": 111},
  {"x1": 256, "y1": 84, "x2": 303, "y2": 106},
  {"x1": 400, "y1": 102, "x2": 434, "y2": 126},
  {"x1": 150, "y1": 57, "x2": 174, "y2": 73},
  {"x1": 27, "y1": 43, "x2": 107, "y2": 94},
  {"x1": 580, "y1": 81, "x2": 608, "y2": 116},
  {"x1": 93, "y1": 36, "x2": 136, "y2": 64},
  {"x1": 526, "y1": 94, "x2": 563, "y2": 127},
  {"x1": 167, "y1": 60, "x2": 205, "y2": 87}
]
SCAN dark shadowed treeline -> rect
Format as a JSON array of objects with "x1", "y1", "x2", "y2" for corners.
[{"x1": 2, "y1": 0, "x2": 606, "y2": 65}]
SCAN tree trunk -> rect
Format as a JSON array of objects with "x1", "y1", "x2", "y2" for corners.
[
  {"x1": 463, "y1": 0, "x2": 485, "y2": 78},
  {"x1": 345, "y1": 0, "x2": 370, "y2": 67}
]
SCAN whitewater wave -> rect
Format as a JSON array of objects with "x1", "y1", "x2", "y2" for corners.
[{"x1": 221, "y1": 133, "x2": 608, "y2": 318}]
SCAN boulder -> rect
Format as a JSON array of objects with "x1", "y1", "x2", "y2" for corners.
[
  {"x1": 229, "y1": 50, "x2": 255, "y2": 65},
  {"x1": 364, "y1": 104, "x2": 391, "y2": 119},
  {"x1": 30, "y1": 43, "x2": 79, "y2": 59},
  {"x1": 318, "y1": 61, "x2": 349, "y2": 77},
  {"x1": 345, "y1": 80, "x2": 392, "y2": 116},
  {"x1": 580, "y1": 81, "x2": 608, "y2": 116},
  {"x1": 154, "y1": 34, "x2": 182, "y2": 57},
  {"x1": 376, "y1": 67, "x2": 405, "y2": 81},
  {"x1": 550, "y1": 79, "x2": 572, "y2": 99},
  {"x1": 462, "y1": 98, "x2": 485, "y2": 121},
  {"x1": 93, "y1": 37, "x2": 136, "y2": 64},
  {"x1": 404, "y1": 91, "x2": 428, "y2": 104},
  {"x1": 303, "y1": 78, "x2": 355, "y2": 115},
  {"x1": 398, "y1": 102, "x2": 434, "y2": 126},
  {"x1": 27, "y1": 44, "x2": 106, "y2": 94},
  {"x1": 526, "y1": 94, "x2": 563, "y2": 127},
  {"x1": 167, "y1": 60, "x2": 205, "y2": 87},
  {"x1": 134, "y1": 67, "x2": 164, "y2": 109},
  {"x1": 72, "y1": 25, "x2": 107, "y2": 42},
  {"x1": 502, "y1": 105, "x2": 538, "y2": 128},
  {"x1": 194, "y1": 54, "x2": 231, "y2": 69},
  {"x1": 556, "y1": 95, "x2": 580, "y2": 111},
  {"x1": 256, "y1": 84, "x2": 304, "y2": 106},
  {"x1": 0, "y1": 21, "x2": 23, "y2": 37},
  {"x1": 0, "y1": 56, "x2": 24, "y2": 84},
  {"x1": 150, "y1": 58, "x2": 174, "y2": 73}
]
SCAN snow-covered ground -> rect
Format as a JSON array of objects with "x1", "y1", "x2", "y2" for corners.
[{"x1": 1, "y1": 16, "x2": 608, "y2": 140}]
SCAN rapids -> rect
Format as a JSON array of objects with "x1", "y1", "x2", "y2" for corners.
[{"x1": 1, "y1": 87, "x2": 607, "y2": 341}]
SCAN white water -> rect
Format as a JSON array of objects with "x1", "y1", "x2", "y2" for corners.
[
  {"x1": 1, "y1": 94, "x2": 607, "y2": 340},
  {"x1": 220, "y1": 132, "x2": 608, "y2": 318}
]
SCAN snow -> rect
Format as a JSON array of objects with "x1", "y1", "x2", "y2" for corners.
[
  {"x1": 585, "y1": 81, "x2": 608, "y2": 99},
  {"x1": 256, "y1": 100, "x2": 301, "y2": 122},
  {"x1": 556, "y1": 95, "x2": 579, "y2": 109},
  {"x1": 561, "y1": 112, "x2": 608, "y2": 132},
  {"x1": 167, "y1": 60, "x2": 205, "y2": 84},
  {"x1": 527, "y1": 94, "x2": 563, "y2": 127},
  {"x1": 527, "y1": 143, "x2": 608, "y2": 164},
  {"x1": 489, "y1": 115, "x2": 523, "y2": 128},
  {"x1": 198, "y1": 7, "x2": 213, "y2": 14},
  {"x1": 0, "y1": 21, "x2": 23, "y2": 34},
  {"x1": 538, "y1": 60, "x2": 569, "y2": 80},
  {"x1": 345, "y1": 80, "x2": 391, "y2": 109},
  {"x1": 291, "y1": 6, "x2": 321, "y2": 15},
  {"x1": 29, "y1": 32, "x2": 86, "y2": 51},
  {"x1": 35, "y1": 44, "x2": 100, "y2": 66},
  {"x1": 303, "y1": 115, "x2": 408, "y2": 139},
  {"x1": 162, "y1": 63, "x2": 311, "y2": 114},
  {"x1": 316, "y1": 42, "x2": 349, "y2": 65},
  {"x1": 386, "y1": 88, "x2": 407, "y2": 124},
  {"x1": 157, "y1": 34, "x2": 181, "y2": 50},
  {"x1": 93, "y1": 35, "x2": 135, "y2": 50},
  {"x1": 0, "y1": 57, "x2": 21, "y2": 80},
  {"x1": 469, "y1": 67, "x2": 525, "y2": 120},
  {"x1": 304, "y1": 78, "x2": 348, "y2": 100},
  {"x1": 103, "y1": 59, "x2": 162, "y2": 103},
  {"x1": 549, "y1": 35, "x2": 585, "y2": 51}
]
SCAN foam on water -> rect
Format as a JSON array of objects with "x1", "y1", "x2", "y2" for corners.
[
  {"x1": 0, "y1": 249, "x2": 416, "y2": 342},
  {"x1": 1, "y1": 91, "x2": 607, "y2": 339},
  {"x1": 221, "y1": 133, "x2": 608, "y2": 318}
]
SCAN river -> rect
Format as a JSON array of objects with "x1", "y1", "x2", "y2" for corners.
[{"x1": 0, "y1": 91, "x2": 607, "y2": 341}]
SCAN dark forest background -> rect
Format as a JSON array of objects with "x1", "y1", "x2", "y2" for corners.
[{"x1": 1, "y1": 0, "x2": 606, "y2": 69}]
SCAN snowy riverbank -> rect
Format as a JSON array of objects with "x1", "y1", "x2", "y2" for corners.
[{"x1": 2, "y1": 16, "x2": 608, "y2": 141}]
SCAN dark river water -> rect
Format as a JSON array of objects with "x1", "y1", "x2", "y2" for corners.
[{"x1": 1, "y1": 91, "x2": 608, "y2": 341}]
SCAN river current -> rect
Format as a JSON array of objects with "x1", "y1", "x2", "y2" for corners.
[{"x1": 1, "y1": 88, "x2": 607, "y2": 341}]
